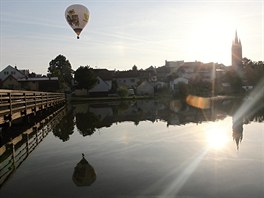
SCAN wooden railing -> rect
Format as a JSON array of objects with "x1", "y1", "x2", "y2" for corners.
[
  {"x1": 0, "y1": 89, "x2": 66, "y2": 125},
  {"x1": 0, "y1": 106, "x2": 66, "y2": 187}
]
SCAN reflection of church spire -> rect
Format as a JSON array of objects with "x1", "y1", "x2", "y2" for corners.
[
  {"x1": 233, "y1": 130, "x2": 243, "y2": 150},
  {"x1": 232, "y1": 116, "x2": 243, "y2": 150},
  {"x1": 72, "y1": 153, "x2": 96, "y2": 186}
]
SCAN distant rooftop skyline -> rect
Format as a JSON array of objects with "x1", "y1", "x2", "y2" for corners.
[{"x1": 1, "y1": 0, "x2": 263, "y2": 74}]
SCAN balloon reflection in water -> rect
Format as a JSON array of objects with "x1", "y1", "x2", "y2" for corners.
[{"x1": 72, "y1": 153, "x2": 96, "y2": 186}]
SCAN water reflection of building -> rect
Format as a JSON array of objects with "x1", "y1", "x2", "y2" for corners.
[
  {"x1": 168, "y1": 98, "x2": 227, "y2": 126},
  {"x1": 73, "y1": 98, "x2": 235, "y2": 135},
  {"x1": 230, "y1": 94, "x2": 264, "y2": 149},
  {"x1": 116, "y1": 100, "x2": 157, "y2": 124},
  {"x1": 232, "y1": 116, "x2": 243, "y2": 150},
  {"x1": 72, "y1": 98, "x2": 263, "y2": 149}
]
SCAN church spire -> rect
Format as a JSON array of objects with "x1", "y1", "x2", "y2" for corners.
[
  {"x1": 235, "y1": 30, "x2": 239, "y2": 43},
  {"x1": 232, "y1": 30, "x2": 243, "y2": 72}
]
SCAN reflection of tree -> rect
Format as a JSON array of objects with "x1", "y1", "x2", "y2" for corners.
[
  {"x1": 252, "y1": 108, "x2": 264, "y2": 122},
  {"x1": 72, "y1": 154, "x2": 96, "y2": 187},
  {"x1": 75, "y1": 111, "x2": 100, "y2": 136},
  {"x1": 244, "y1": 100, "x2": 264, "y2": 123},
  {"x1": 72, "y1": 97, "x2": 263, "y2": 143},
  {"x1": 118, "y1": 101, "x2": 130, "y2": 111},
  {"x1": 52, "y1": 109, "x2": 74, "y2": 142}
]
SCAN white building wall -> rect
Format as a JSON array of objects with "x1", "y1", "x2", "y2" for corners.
[
  {"x1": 0, "y1": 65, "x2": 26, "y2": 81},
  {"x1": 169, "y1": 77, "x2": 189, "y2": 91},
  {"x1": 116, "y1": 78, "x2": 140, "y2": 88},
  {"x1": 89, "y1": 77, "x2": 111, "y2": 92}
]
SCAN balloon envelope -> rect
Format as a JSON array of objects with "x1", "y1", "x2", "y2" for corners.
[{"x1": 65, "y1": 4, "x2": 89, "y2": 39}]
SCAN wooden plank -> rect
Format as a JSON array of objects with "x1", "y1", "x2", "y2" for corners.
[
  {"x1": 0, "y1": 89, "x2": 65, "y2": 125},
  {"x1": 0, "y1": 116, "x2": 5, "y2": 125}
]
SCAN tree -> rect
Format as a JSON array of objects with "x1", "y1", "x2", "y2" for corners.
[
  {"x1": 48, "y1": 54, "x2": 73, "y2": 90},
  {"x1": 242, "y1": 57, "x2": 264, "y2": 85},
  {"x1": 28, "y1": 72, "x2": 37, "y2": 78},
  {"x1": 224, "y1": 69, "x2": 243, "y2": 93},
  {"x1": 117, "y1": 86, "x2": 128, "y2": 97},
  {"x1": 132, "y1": 65, "x2": 138, "y2": 71},
  {"x1": 74, "y1": 66, "x2": 97, "y2": 90}
]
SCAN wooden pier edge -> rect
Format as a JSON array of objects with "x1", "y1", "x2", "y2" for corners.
[{"x1": 0, "y1": 89, "x2": 66, "y2": 126}]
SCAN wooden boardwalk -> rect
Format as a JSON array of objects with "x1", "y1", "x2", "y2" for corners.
[
  {"x1": 0, "y1": 105, "x2": 66, "y2": 187},
  {"x1": 0, "y1": 89, "x2": 66, "y2": 125}
]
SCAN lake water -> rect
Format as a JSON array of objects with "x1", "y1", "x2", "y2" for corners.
[{"x1": 0, "y1": 97, "x2": 263, "y2": 198}]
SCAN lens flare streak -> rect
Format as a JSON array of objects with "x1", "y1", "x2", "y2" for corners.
[{"x1": 161, "y1": 149, "x2": 208, "y2": 196}]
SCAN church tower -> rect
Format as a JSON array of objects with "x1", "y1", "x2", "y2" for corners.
[{"x1": 232, "y1": 31, "x2": 242, "y2": 72}]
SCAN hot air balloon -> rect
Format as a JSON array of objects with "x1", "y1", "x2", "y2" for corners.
[{"x1": 65, "y1": 4, "x2": 89, "y2": 39}]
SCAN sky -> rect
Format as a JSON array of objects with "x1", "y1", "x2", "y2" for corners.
[{"x1": 0, "y1": 0, "x2": 263, "y2": 74}]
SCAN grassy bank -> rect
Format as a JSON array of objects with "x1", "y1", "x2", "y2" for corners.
[{"x1": 68, "y1": 95, "x2": 153, "y2": 102}]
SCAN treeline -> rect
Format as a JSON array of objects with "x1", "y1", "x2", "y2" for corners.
[{"x1": 47, "y1": 54, "x2": 264, "y2": 95}]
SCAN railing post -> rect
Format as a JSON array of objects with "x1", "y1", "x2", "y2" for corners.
[
  {"x1": 34, "y1": 92, "x2": 37, "y2": 114},
  {"x1": 11, "y1": 143, "x2": 16, "y2": 170},
  {"x1": 23, "y1": 133, "x2": 29, "y2": 156},
  {"x1": 8, "y1": 92, "x2": 12, "y2": 125},
  {"x1": 23, "y1": 92, "x2": 27, "y2": 116},
  {"x1": 46, "y1": 93, "x2": 48, "y2": 107},
  {"x1": 40, "y1": 93, "x2": 43, "y2": 110},
  {"x1": 41, "y1": 93, "x2": 44, "y2": 110}
]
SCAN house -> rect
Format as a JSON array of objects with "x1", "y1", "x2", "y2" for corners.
[
  {"x1": 0, "y1": 65, "x2": 59, "y2": 91},
  {"x1": 73, "y1": 75, "x2": 112, "y2": 97},
  {"x1": 38, "y1": 78, "x2": 59, "y2": 92},
  {"x1": 155, "y1": 81, "x2": 168, "y2": 90},
  {"x1": 18, "y1": 77, "x2": 59, "y2": 92},
  {"x1": 156, "y1": 65, "x2": 171, "y2": 82},
  {"x1": 218, "y1": 82, "x2": 232, "y2": 94},
  {"x1": 169, "y1": 77, "x2": 189, "y2": 92},
  {"x1": 88, "y1": 76, "x2": 112, "y2": 97},
  {"x1": 138, "y1": 68, "x2": 157, "y2": 82},
  {"x1": 114, "y1": 71, "x2": 140, "y2": 89},
  {"x1": 165, "y1": 60, "x2": 184, "y2": 74},
  {"x1": 93, "y1": 69, "x2": 114, "y2": 86},
  {"x1": 0, "y1": 65, "x2": 26, "y2": 82},
  {"x1": 1, "y1": 75, "x2": 21, "y2": 90},
  {"x1": 177, "y1": 62, "x2": 202, "y2": 80},
  {"x1": 195, "y1": 63, "x2": 215, "y2": 82},
  {"x1": 73, "y1": 69, "x2": 114, "y2": 97},
  {"x1": 136, "y1": 81, "x2": 154, "y2": 96}
]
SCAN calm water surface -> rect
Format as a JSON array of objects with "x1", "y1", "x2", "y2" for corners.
[{"x1": 0, "y1": 98, "x2": 263, "y2": 198}]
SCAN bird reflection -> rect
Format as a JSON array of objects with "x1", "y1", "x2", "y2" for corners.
[{"x1": 72, "y1": 153, "x2": 96, "y2": 187}]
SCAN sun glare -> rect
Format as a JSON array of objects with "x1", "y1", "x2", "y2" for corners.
[
  {"x1": 204, "y1": 123, "x2": 229, "y2": 150},
  {"x1": 187, "y1": 11, "x2": 234, "y2": 64}
]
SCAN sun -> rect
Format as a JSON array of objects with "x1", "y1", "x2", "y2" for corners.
[
  {"x1": 187, "y1": 11, "x2": 235, "y2": 65},
  {"x1": 204, "y1": 123, "x2": 229, "y2": 150}
]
